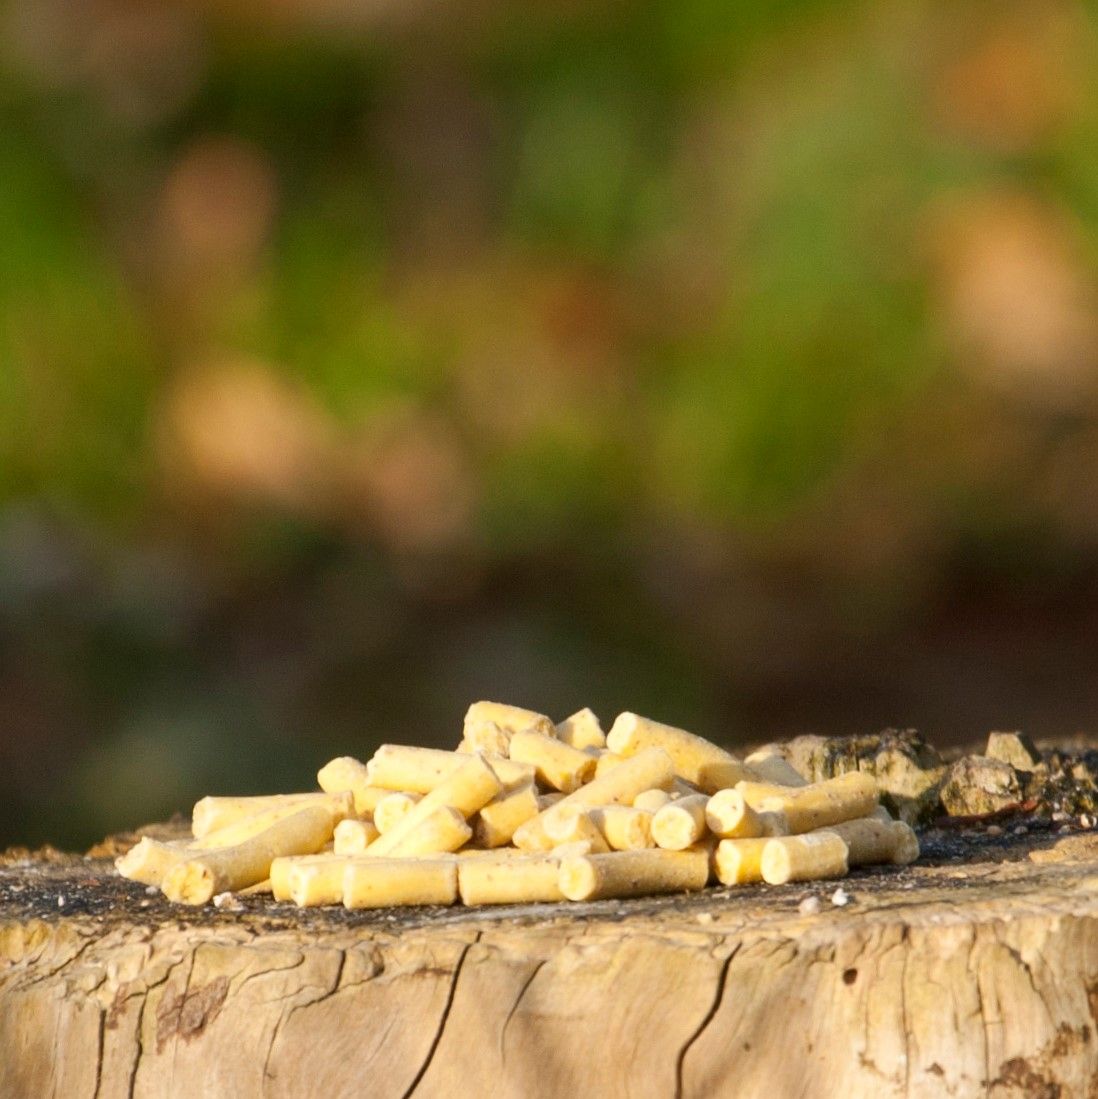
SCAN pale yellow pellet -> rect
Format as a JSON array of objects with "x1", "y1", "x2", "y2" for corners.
[
  {"x1": 115, "y1": 837, "x2": 190, "y2": 887},
  {"x1": 198, "y1": 793, "x2": 353, "y2": 851},
  {"x1": 333, "y1": 818, "x2": 379, "y2": 855},
  {"x1": 761, "y1": 833, "x2": 849, "y2": 885},
  {"x1": 288, "y1": 855, "x2": 355, "y2": 907},
  {"x1": 589, "y1": 806, "x2": 654, "y2": 851},
  {"x1": 712, "y1": 837, "x2": 771, "y2": 885},
  {"x1": 384, "y1": 805, "x2": 472, "y2": 858},
  {"x1": 373, "y1": 792, "x2": 422, "y2": 834},
  {"x1": 705, "y1": 789, "x2": 787, "y2": 839},
  {"x1": 558, "y1": 848, "x2": 709, "y2": 902},
  {"x1": 743, "y1": 747, "x2": 808, "y2": 787},
  {"x1": 606, "y1": 712, "x2": 746, "y2": 793},
  {"x1": 818, "y1": 817, "x2": 919, "y2": 866},
  {"x1": 191, "y1": 791, "x2": 351, "y2": 840},
  {"x1": 508, "y1": 729, "x2": 596, "y2": 793},
  {"x1": 473, "y1": 782, "x2": 540, "y2": 848},
  {"x1": 365, "y1": 753, "x2": 502, "y2": 857},
  {"x1": 555, "y1": 708, "x2": 606, "y2": 751},
  {"x1": 543, "y1": 810, "x2": 610, "y2": 853},
  {"x1": 344, "y1": 858, "x2": 458, "y2": 909},
  {"x1": 633, "y1": 788, "x2": 672, "y2": 813},
  {"x1": 367, "y1": 744, "x2": 531, "y2": 794},
  {"x1": 541, "y1": 747, "x2": 674, "y2": 828},
  {"x1": 316, "y1": 756, "x2": 390, "y2": 816},
  {"x1": 163, "y1": 805, "x2": 335, "y2": 905},
  {"x1": 751, "y1": 772, "x2": 879, "y2": 834},
  {"x1": 461, "y1": 720, "x2": 512, "y2": 757},
  {"x1": 595, "y1": 752, "x2": 626, "y2": 778},
  {"x1": 651, "y1": 795, "x2": 710, "y2": 851},
  {"x1": 463, "y1": 701, "x2": 555, "y2": 739},
  {"x1": 458, "y1": 853, "x2": 565, "y2": 905}
]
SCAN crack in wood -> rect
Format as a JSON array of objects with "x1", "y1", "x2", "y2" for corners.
[
  {"x1": 674, "y1": 943, "x2": 740, "y2": 1099},
  {"x1": 401, "y1": 935, "x2": 479, "y2": 1099}
]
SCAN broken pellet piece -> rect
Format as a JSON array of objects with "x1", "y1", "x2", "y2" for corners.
[{"x1": 555, "y1": 708, "x2": 606, "y2": 751}]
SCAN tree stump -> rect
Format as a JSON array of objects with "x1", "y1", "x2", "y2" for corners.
[{"x1": 4, "y1": 825, "x2": 1098, "y2": 1098}]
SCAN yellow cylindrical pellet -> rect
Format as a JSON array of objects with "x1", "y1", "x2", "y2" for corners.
[
  {"x1": 288, "y1": 855, "x2": 354, "y2": 907},
  {"x1": 458, "y1": 853, "x2": 565, "y2": 905},
  {"x1": 367, "y1": 744, "x2": 531, "y2": 794},
  {"x1": 365, "y1": 754, "x2": 502, "y2": 857},
  {"x1": 651, "y1": 794, "x2": 709, "y2": 851},
  {"x1": 343, "y1": 858, "x2": 458, "y2": 909},
  {"x1": 595, "y1": 752, "x2": 626, "y2": 778},
  {"x1": 754, "y1": 772, "x2": 879, "y2": 834},
  {"x1": 589, "y1": 806, "x2": 654, "y2": 851},
  {"x1": 761, "y1": 833, "x2": 850, "y2": 885},
  {"x1": 555, "y1": 708, "x2": 606, "y2": 751},
  {"x1": 115, "y1": 838, "x2": 190, "y2": 887},
  {"x1": 818, "y1": 817, "x2": 919, "y2": 866},
  {"x1": 385, "y1": 805, "x2": 472, "y2": 858},
  {"x1": 163, "y1": 806, "x2": 335, "y2": 905},
  {"x1": 713, "y1": 838, "x2": 770, "y2": 886},
  {"x1": 633, "y1": 788, "x2": 672, "y2": 813},
  {"x1": 704, "y1": 789, "x2": 788, "y2": 839},
  {"x1": 374, "y1": 792, "x2": 422, "y2": 835},
  {"x1": 558, "y1": 848, "x2": 709, "y2": 902},
  {"x1": 333, "y1": 818, "x2": 380, "y2": 855},
  {"x1": 543, "y1": 810, "x2": 610, "y2": 853},
  {"x1": 317, "y1": 756, "x2": 390, "y2": 816},
  {"x1": 743, "y1": 748, "x2": 808, "y2": 787},
  {"x1": 508, "y1": 729, "x2": 596, "y2": 793},
  {"x1": 473, "y1": 782, "x2": 540, "y2": 848},
  {"x1": 548, "y1": 747, "x2": 675, "y2": 819},
  {"x1": 198, "y1": 793, "x2": 352, "y2": 850},
  {"x1": 464, "y1": 701, "x2": 555, "y2": 739},
  {"x1": 192, "y1": 791, "x2": 351, "y2": 840},
  {"x1": 461, "y1": 720, "x2": 511, "y2": 757},
  {"x1": 606, "y1": 713, "x2": 746, "y2": 793}
]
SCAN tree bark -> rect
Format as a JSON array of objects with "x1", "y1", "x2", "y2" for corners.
[{"x1": 3, "y1": 831, "x2": 1098, "y2": 1098}]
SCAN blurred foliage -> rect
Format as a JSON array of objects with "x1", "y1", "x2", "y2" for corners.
[{"x1": 3, "y1": 0, "x2": 1098, "y2": 847}]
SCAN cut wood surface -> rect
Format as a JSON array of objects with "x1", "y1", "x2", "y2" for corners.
[{"x1": 4, "y1": 824, "x2": 1098, "y2": 1098}]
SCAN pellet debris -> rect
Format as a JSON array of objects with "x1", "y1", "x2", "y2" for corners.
[{"x1": 115, "y1": 703, "x2": 919, "y2": 908}]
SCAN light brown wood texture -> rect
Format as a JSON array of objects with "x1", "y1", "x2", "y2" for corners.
[{"x1": 4, "y1": 832, "x2": 1098, "y2": 1098}]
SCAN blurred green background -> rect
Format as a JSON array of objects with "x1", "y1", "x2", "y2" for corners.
[{"x1": 4, "y1": 0, "x2": 1098, "y2": 849}]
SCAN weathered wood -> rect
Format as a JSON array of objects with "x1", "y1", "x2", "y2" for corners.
[{"x1": 4, "y1": 828, "x2": 1098, "y2": 1098}]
